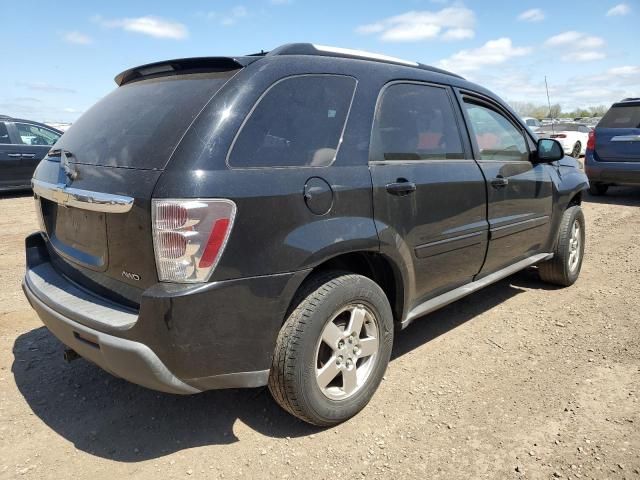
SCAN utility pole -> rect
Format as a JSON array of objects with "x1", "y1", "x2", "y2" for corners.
[{"x1": 545, "y1": 76, "x2": 555, "y2": 134}]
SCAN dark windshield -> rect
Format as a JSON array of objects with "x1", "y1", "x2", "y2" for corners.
[
  {"x1": 599, "y1": 103, "x2": 640, "y2": 129},
  {"x1": 55, "y1": 71, "x2": 237, "y2": 169}
]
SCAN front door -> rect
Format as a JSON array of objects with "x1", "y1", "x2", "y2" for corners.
[
  {"x1": 459, "y1": 94, "x2": 553, "y2": 275},
  {"x1": 370, "y1": 82, "x2": 488, "y2": 307}
]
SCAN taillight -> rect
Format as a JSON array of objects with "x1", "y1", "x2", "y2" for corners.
[
  {"x1": 152, "y1": 199, "x2": 236, "y2": 283},
  {"x1": 550, "y1": 134, "x2": 566, "y2": 138},
  {"x1": 586, "y1": 130, "x2": 596, "y2": 150}
]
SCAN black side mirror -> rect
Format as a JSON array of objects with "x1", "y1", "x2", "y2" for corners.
[{"x1": 536, "y1": 138, "x2": 564, "y2": 162}]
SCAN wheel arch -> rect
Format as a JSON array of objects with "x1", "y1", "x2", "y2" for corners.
[{"x1": 287, "y1": 251, "x2": 406, "y2": 327}]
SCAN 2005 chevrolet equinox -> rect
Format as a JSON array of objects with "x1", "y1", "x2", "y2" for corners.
[{"x1": 22, "y1": 44, "x2": 588, "y2": 426}]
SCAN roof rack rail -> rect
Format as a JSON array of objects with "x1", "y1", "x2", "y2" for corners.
[
  {"x1": 620, "y1": 97, "x2": 640, "y2": 102},
  {"x1": 266, "y1": 43, "x2": 464, "y2": 79}
]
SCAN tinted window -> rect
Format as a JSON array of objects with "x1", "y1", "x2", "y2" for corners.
[
  {"x1": 15, "y1": 123, "x2": 60, "y2": 146},
  {"x1": 371, "y1": 83, "x2": 464, "y2": 161},
  {"x1": 599, "y1": 104, "x2": 640, "y2": 128},
  {"x1": 0, "y1": 123, "x2": 10, "y2": 144},
  {"x1": 55, "y1": 71, "x2": 236, "y2": 169},
  {"x1": 228, "y1": 75, "x2": 356, "y2": 168},
  {"x1": 464, "y1": 102, "x2": 528, "y2": 162}
]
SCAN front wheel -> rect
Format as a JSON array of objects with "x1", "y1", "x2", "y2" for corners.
[
  {"x1": 538, "y1": 206, "x2": 585, "y2": 286},
  {"x1": 268, "y1": 271, "x2": 394, "y2": 426}
]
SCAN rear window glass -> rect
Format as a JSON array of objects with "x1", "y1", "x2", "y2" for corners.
[
  {"x1": 228, "y1": 75, "x2": 356, "y2": 168},
  {"x1": 55, "y1": 71, "x2": 236, "y2": 169},
  {"x1": 599, "y1": 104, "x2": 640, "y2": 128},
  {"x1": 371, "y1": 83, "x2": 465, "y2": 161}
]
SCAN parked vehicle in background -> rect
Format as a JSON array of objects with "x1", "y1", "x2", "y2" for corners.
[
  {"x1": 22, "y1": 43, "x2": 588, "y2": 426},
  {"x1": 585, "y1": 98, "x2": 640, "y2": 195},
  {"x1": 45, "y1": 122, "x2": 72, "y2": 132},
  {"x1": 522, "y1": 117, "x2": 542, "y2": 132},
  {"x1": 0, "y1": 115, "x2": 62, "y2": 192},
  {"x1": 538, "y1": 123, "x2": 591, "y2": 157}
]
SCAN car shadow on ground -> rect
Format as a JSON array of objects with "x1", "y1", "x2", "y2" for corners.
[
  {"x1": 583, "y1": 186, "x2": 640, "y2": 206},
  {"x1": 0, "y1": 189, "x2": 32, "y2": 200},
  {"x1": 12, "y1": 268, "x2": 549, "y2": 462}
]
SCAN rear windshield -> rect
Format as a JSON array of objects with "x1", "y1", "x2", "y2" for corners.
[
  {"x1": 599, "y1": 104, "x2": 640, "y2": 129},
  {"x1": 56, "y1": 71, "x2": 236, "y2": 169}
]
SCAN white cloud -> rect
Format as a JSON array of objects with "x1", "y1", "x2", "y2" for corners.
[
  {"x1": 63, "y1": 31, "x2": 92, "y2": 45},
  {"x1": 607, "y1": 3, "x2": 631, "y2": 16},
  {"x1": 95, "y1": 15, "x2": 188, "y2": 39},
  {"x1": 518, "y1": 8, "x2": 545, "y2": 22},
  {"x1": 544, "y1": 31, "x2": 606, "y2": 62},
  {"x1": 437, "y1": 37, "x2": 531, "y2": 73},
  {"x1": 18, "y1": 82, "x2": 77, "y2": 94},
  {"x1": 356, "y1": 7, "x2": 475, "y2": 42},
  {"x1": 201, "y1": 6, "x2": 248, "y2": 26},
  {"x1": 476, "y1": 64, "x2": 640, "y2": 110}
]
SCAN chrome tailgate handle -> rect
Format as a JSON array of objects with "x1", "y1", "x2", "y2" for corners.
[
  {"x1": 611, "y1": 135, "x2": 640, "y2": 142},
  {"x1": 32, "y1": 179, "x2": 134, "y2": 213}
]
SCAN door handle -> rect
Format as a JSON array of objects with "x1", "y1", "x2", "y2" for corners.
[
  {"x1": 7, "y1": 153, "x2": 21, "y2": 158},
  {"x1": 490, "y1": 176, "x2": 509, "y2": 188},
  {"x1": 21, "y1": 153, "x2": 36, "y2": 158},
  {"x1": 385, "y1": 180, "x2": 416, "y2": 196}
]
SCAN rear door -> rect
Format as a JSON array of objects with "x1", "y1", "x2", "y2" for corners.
[
  {"x1": 370, "y1": 82, "x2": 488, "y2": 305},
  {"x1": 459, "y1": 93, "x2": 553, "y2": 275},
  {"x1": 11, "y1": 122, "x2": 61, "y2": 183},
  {"x1": 595, "y1": 101, "x2": 640, "y2": 161}
]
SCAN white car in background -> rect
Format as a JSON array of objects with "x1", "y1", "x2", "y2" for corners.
[
  {"x1": 537, "y1": 123, "x2": 591, "y2": 157},
  {"x1": 522, "y1": 117, "x2": 542, "y2": 132}
]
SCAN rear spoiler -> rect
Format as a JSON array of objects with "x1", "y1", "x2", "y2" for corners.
[{"x1": 114, "y1": 56, "x2": 261, "y2": 86}]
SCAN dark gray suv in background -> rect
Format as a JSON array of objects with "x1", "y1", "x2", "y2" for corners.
[{"x1": 22, "y1": 44, "x2": 588, "y2": 425}]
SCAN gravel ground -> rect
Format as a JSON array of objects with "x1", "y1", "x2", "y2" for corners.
[{"x1": 0, "y1": 188, "x2": 639, "y2": 480}]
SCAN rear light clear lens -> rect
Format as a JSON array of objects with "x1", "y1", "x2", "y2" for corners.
[
  {"x1": 152, "y1": 199, "x2": 236, "y2": 283},
  {"x1": 586, "y1": 130, "x2": 596, "y2": 150}
]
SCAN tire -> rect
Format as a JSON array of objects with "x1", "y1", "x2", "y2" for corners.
[
  {"x1": 268, "y1": 271, "x2": 394, "y2": 426},
  {"x1": 538, "y1": 206, "x2": 585, "y2": 287},
  {"x1": 571, "y1": 142, "x2": 581, "y2": 158},
  {"x1": 588, "y1": 183, "x2": 608, "y2": 196}
]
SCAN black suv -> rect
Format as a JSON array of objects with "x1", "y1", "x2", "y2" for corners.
[
  {"x1": 0, "y1": 116, "x2": 62, "y2": 192},
  {"x1": 22, "y1": 44, "x2": 588, "y2": 425}
]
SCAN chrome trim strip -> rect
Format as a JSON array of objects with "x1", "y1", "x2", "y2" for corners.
[
  {"x1": 611, "y1": 135, "x2": 640, "y2": 142},
  {"x1": 402, "y1": 252, "x2": 553, "y2": 328},
  {"x1": 32, "y1": 179, "x2": 134, "y2": 213}
]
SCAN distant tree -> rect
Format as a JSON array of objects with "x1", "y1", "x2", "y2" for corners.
[
  {"x1": 588, "y1": 105, "x2": 608, "y2": 117},
  {"x1": 548, "y1": 103, "x2": 562, "y2": 119}
]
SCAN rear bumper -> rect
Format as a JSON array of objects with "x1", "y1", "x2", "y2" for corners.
[
  {"x1": 23, "y1": 232, "x2": 309, "y2": 393},
  {"x1": 585, "y1": 151, "x2": 640, "y2": 185}
]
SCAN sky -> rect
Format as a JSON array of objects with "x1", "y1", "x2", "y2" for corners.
[{"x1": 1, "y1": 0, "x2": 638, "y2": 123}]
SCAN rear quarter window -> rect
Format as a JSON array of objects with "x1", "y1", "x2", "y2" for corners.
[
  {"x1": 599, "y1": 104, "x2": 640, "y2": 128},
  {"x1": 227, "y1": 75, "x2": 357, "y2": 168}
]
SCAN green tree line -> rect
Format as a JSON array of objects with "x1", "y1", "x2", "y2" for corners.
[{"x1": 509, "y1": 101, "x2": 609, "y2": 120}]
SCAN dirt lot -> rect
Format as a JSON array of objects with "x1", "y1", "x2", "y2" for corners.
[{"x1": 0, "y1": 188, "x2": 639, "y2": 480}]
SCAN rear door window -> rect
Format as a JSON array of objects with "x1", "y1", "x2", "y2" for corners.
[
  {"x1": 55, "y1": 71, "x2": 237, "y2": 169},
  {"x1": 228, "y1": 75, "x2": 356, "y2": 168},
  {"x1": 371, "y1": 83, "x2": 465, "y2": 161},
  {"x1": 14, "y1": 123, "x2": 61, "y2": 146},
  {"x1": 599, "y1": 104, "x2": 640, "y2": 128}
]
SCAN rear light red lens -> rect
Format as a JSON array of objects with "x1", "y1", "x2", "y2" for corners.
[
  {"x1": 157, "y1": 231, "x2": 188, "y2": 259},
  {"x1": 587, "y1": 130, "x2": 595, "y2": 150},
  {"x1": 551, "y1": 134, "x2": 566, "y2": 138},
  {"x1": 199, "y1": 218, "x2": 231, "y2": 268},
  {"x1": 156, "y1": 203, "x2": 188, "y2": 230}
]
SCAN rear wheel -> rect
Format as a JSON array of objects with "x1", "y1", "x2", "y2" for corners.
[
  {"x1": 538, "y1": 206, "x2": 585, "y2": 287},
  {"x1": 268, "y1": 271, "x2": 393, "y2": 426},
  {"x1": 588, "y1": 183, "x2": 608, "y2": 196},
  {"x1": 571, "y1": 142, "x2": 581, "y2": 158}
]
